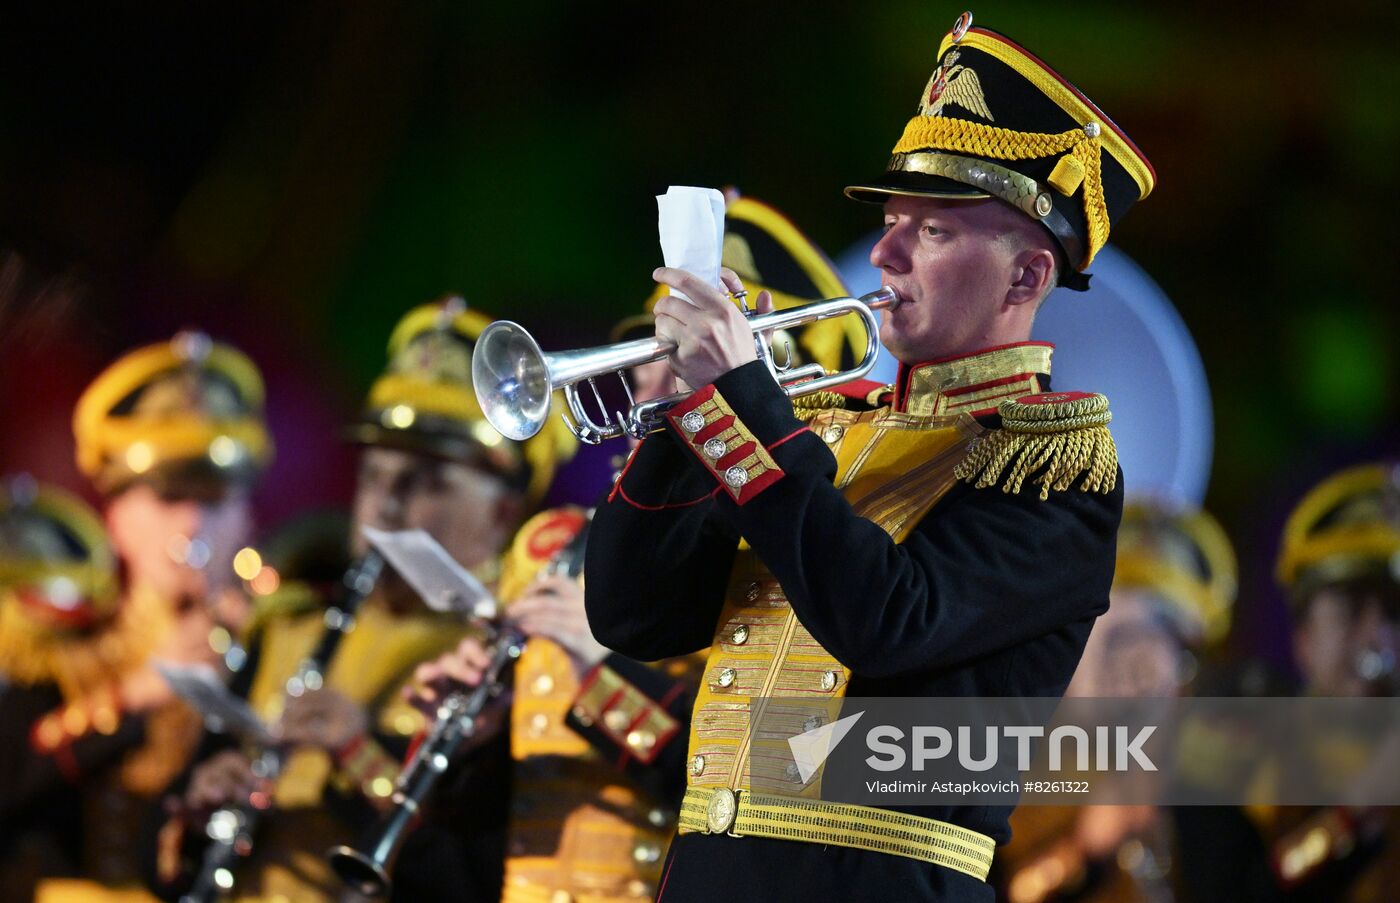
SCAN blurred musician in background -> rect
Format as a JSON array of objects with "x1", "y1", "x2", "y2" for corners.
[
  {"x1": 0, "y1": 331, "x2": 272, "y2": 902},
  {"x1": 1278, "y1": 464, "x2": 1400, "y2": 702},
  {"x1": 0, "y1": 479, "x2": 130, "y2": 899},
  {"x1": 1177, "y1": 463, "x2": 1400, "y2": 903},
  {"x1": 164, "y1": 298, "x2": 573, "y2": 901},
  {"x1": 1000, "y1": 500, "x2": 1238, "y2": 902}
]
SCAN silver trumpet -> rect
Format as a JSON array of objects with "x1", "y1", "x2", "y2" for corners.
[{"x1": 472, "y1": 286, "x2": 901, "y2": 445}]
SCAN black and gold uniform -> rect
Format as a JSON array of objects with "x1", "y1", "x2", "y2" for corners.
[
  {"x1": 586, "y1": 12, "x2": 1154, "y2": 902},
  {"x1": 213, "y1": 575, "x2": 468, "y2": 902},
  {"x1": 477, "y1": 193, "x2": 865, "y2": 903}
]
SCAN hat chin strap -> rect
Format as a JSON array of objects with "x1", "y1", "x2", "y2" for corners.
[{"x1": 888, "y1": 151, "x2": 1086, "y2": 277}]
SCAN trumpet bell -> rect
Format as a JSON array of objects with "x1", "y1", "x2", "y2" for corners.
[
  {"x1": 471, "y1": 287, "x2": 898, "y2": 446},
  {"x1": 472, "y1": 320, "x2": 552, "y2": 441}
]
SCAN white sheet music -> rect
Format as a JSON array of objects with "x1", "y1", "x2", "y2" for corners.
[
  {"x1": 156, "y1": 662, "x2": 272, "y2": 744},
  {"x1": 361, "y1": 525, "x2": 497, "y2": 619},
  {"x1": 657, "y1": 185, "x2": 726, "y2": 302}
]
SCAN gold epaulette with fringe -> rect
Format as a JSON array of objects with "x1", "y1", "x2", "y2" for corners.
[
  {"x1": 954, "y1": 392, "x2": 1117, "y2": 500},
  {"x1": 0, "y1": 586, "x2": 169, "y2": 702}
]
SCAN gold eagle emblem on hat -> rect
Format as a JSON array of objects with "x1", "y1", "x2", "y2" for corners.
[{"x1": 919, "y1": 50, "x2": 994, "y2": 122}]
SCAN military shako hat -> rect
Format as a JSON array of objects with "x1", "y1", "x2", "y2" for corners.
[
  {"x1": 73, "y1": 332, "x2": 272, "y2": 497},
  {"x1": 846, "y1": 10, "x2": 1156, "y2": 290}
]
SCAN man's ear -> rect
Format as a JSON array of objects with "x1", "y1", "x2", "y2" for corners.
[{"x1": 1006, "y1": 247, "x2": 1057, "y2": 308}]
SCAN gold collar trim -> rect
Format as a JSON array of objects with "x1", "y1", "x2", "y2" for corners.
[{"x1": 896, "y1": 342, "x2": 1053, "y2": 417}]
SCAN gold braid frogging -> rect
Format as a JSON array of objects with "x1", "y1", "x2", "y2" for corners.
[{"x1": 893, "y1": 116, "x2": 1109, "y2": 267}]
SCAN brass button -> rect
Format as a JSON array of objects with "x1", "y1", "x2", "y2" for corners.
[
  {"x1": 724, "y1": 466, "x2": 749, "y2": 488},
  {"x1": 716, "y1": 667, "x2": 737, "y2": 689},
  {"x1": 730, "y1": 623, "x2": 749, "y2": 645},
  {"x1": 703, "y1": 437, "x2": 727, "y2": 460},
  {"x1": 691, "y1": 754, "x2": 706, "y2": 776},
  {"x1": 529, "y1": 712, "x2": 550, "y2": 736},
  {"x1": 820, "y1": 670, "x2": 838, "y2": 692},
  {"x1": 531, "y1": 673, "x2": 555, "y2": 695},
  {"x1": 821, "y1": 425, "x2": 844, "y2": 443},
  {"x1": 680, "y1": 411, "x2": 706, "y2": 434},
  {"x1": 604, "y1": 709, "x2": 631, "y2": 732},
  {"x1": 571, "y1": 705, "x2": 594, "y2": 727},
  {"x1": 743, "y1": 581, "x2": 761, "y2": 602},
  {"x1": 627, "y1": 729, "x2": 656, "y2": 750}
]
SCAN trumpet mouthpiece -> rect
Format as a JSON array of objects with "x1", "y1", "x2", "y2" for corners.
[{"x1": 866, "y1": 285, "x2": 902, "y2": 310}]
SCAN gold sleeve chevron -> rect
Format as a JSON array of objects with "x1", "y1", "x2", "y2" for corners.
[
  {"x1": 571, "y1": 663, "x2": 680, "y2": 765},
  {"x1": 330, "y1": 734, "x2": 401, "y2": 808},
  {"x1": 954, "y1": 393, "x2": 1117, "y2": 500}
]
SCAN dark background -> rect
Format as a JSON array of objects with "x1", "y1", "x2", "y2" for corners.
[{"x1": 1, "y1": 1, "x2": 1397, "y2": 663}]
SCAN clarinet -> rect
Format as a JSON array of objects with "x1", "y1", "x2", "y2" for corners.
[
  {"x1": 183, "y1": 550, "x2": 385, "y2": 903},
  {"x1": 328, "y1": 514, "x2": 592, "y2": 897}
]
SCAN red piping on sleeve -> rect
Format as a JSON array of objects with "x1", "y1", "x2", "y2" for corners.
[{"x1": 769, "y1": 426, "x2": 810, "y2": 451}]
